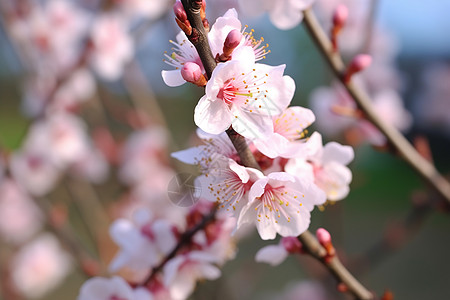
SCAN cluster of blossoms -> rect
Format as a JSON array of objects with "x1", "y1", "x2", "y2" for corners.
[
  {"x1": 75, "y1": 2, "x2": 355, "y2": 299},
  {"x1": 168, "y1": 6, "x2": 354, "y2": 240}
]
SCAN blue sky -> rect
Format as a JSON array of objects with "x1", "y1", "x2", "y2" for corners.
[{"x1": 378, "y1": 1, "x2": 450, "y2": 55}]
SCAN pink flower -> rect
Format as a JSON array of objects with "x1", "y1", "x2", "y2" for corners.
[
  {"x1": 109, "y1": 209, "x2": 177, "y2": 273},
  {"x1": 196, "y1": 156, "x2": 262, "y2": 216},
  {"x1": 162, "y1": 31, "x2": 203, "y2": 87},
  {"x1": 78, "y1": 276, "x2": 153, "y2": 300},
  {"x1": 10, "y1": 149, "x2": 60, "y2": 196},
  {"x1": 25, "y1": 112, "x2": 91, "y2": 167},
  {"x1": 238, "y1": 172, "x2": 326, "y2": 240},
  {"x1": 11, "y1": 234, "x2": 72, "y2": 299},
  {"x1": 163, "y1": 252, "x2": 222, "y2": 300},
  {"x1": 285, "y1": 132, "x2": 354, "y2": 201},
  {"x1": 194, "y1": 57, "x2": 295, "y2": 138},
  {"x1": 90, "y1": 13, "x2": 134, "y2": 80},
  {"x1": 0, "y1": 179, "x2": 43, "y2": 244},
  {"x1": 253, "y1": 106, "x2": 316, "y2": 158}
]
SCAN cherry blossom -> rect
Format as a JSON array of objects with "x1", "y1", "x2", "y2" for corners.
[
  {"x1": 10, "y1": 0, "x2": 89, "y2": 72},
  {"x1": 109, "y1": 209, "x2": 177, "y2": 273},
  {"x1": 253, "y1": 106, "x2": 316, "y2": 158},
  {"x1": 90, "y1": 13, "x2": 134, "y2": 81},
  {"x1": 285, "y1": 132, "x2": 354, "y2": 201},
  {"x1": 11, "y1": 234, "x2": 72, "y2": 299},
  {"x1": 195, "y1": 155, "x2": 262, "y2": 216},
  {"x1": 0, "y1": 179, "x2": 43, "y2": 244},
  {"x1": 163, "y1": 251, "x2": 222, "y2": 300},
  {"x1": 194, "y1": 55, "x2": 295, "y2": 139},
  {"x1": 78, "y1": 276, "x2": 153, "y2": 300},
  {"x1": 10, "y1": 148, "x2": 60, "y2": 196},
  {"x1": 24, "y1": 112, "x2": 91, "y2": 167},
  {"x1": 238, "y1": 172, "x2": 326, "y2": 240}
]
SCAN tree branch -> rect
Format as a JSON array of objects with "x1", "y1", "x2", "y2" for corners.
[{"x1": 302, "y1": 8, "x2": 450, "y2": 204}]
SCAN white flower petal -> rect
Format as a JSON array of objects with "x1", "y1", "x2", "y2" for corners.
[
  {"x1": 161, "y1": 70, "x2": 185, "y2": 87},
  {"x1": 322, "y1": 142, "x2": 354, "y2": 166},
  {"x1": 194, "y1": 95, "x2": 233, "y2": 134},
  {"x1": 231, "y1": 109, "x2": 274, "y2": 140},
  {"x1": 255, "y1": 244, "x2": 288, "y2": 266}
]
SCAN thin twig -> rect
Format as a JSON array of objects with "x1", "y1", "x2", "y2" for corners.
[
  {"x1": 225, "y1": 128, "x2": 260, "y2": 170},
  {"x1": 179, "y1": 1, "x2": 374, "y2": 299},
  {"x1": 298, "y1": 231, "x2": 374, "y2": 300},
  {"x1": 302, "y1": 8, "x2": 450, "y2": 204}
]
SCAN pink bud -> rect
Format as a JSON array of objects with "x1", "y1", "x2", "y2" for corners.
[
  {"x1": 281, "y1": 236, "x2": 302, "y2": 254},
  {"x1": 316, "y1": 228, "x2": 331, "y2": 246},
  {"x1": 330, "y1": 4, "x2": 348, "y2": 52},
  {"x1": 344, "y1": 54, "x2": 372, "y2": 82},
  {"x1": 173, "y1": 1, "x2": 187, "y2": 22},
  {"x1": 224, "y1": 29, "x2": 242, "y2": 52},
  {"x1": 332, "y1": 4, "x2": 348, "y2": 28},
  {"x1": 181, "y1": 62, "x2": 207, "y2": 86},
  {"x1": 218, "y1": 29, "x2": 243, "y2": 61},
  {"x1": 316, "y1": 228, "x2": 335, "y2": 260}
]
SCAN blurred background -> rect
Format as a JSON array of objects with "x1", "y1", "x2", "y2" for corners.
[{"x1": 0, "y1": 0, "x2": 450, "y2": 299}]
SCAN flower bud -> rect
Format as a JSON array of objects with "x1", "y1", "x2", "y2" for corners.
[
  {"x1": 182, "y1": 62, "x2": 207, "y2": 86},
  {"x1": 344, "y1": 54, "x2": 372, "y2": 82},
  {"x1": 316, "y1": 227, "x2": 335, "y2": 259},
  {"x1": 222, "y1": 29, "x2": 242, "y2": 58},
  {"x1": 173, "y1": 1, "x2": 187, "y2": 22},
  {"x1": 316, "y1": 228, "x2": 331, "y2": 246},
  {"x1": 181, "y1": 62, "x2": 201, "y2": 81},
  {"x1": 331, "y1": 4, "x2": 348, "y2": 52},
  {"x1": 174, "y1": 1, "x2": 192, "y2": 35},
  {"x1": 281, "y1": 236, "x2": 303, "y2": 254},
  {"x1": 332, "y1": 4, "x2": 348, "y2": 29}
]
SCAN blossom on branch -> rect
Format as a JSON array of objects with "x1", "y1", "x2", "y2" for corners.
[
  {"x1": 238, "y1": 172, "x2": 326, "y2": 240},
  {"x1": 253, "y1": 106, "x2": 316, "y2": 158},
  {"x1": 194, "y1": 56, "x2": 295, "y2": 139},
  {"x1": 285, "y1": 132, "x2": 354, "y2": 201}
]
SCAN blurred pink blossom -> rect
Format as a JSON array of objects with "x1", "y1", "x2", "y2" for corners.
[
  {"x1": 0, "y1": 179, "x2": 43, "y2": 244},
  {"x1": 90, "y1": 13, "x2": 134, "y2": 80},
  {"x1": 11, "y1": 233, "x2": 72, "y2": 299}
]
